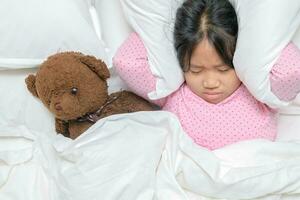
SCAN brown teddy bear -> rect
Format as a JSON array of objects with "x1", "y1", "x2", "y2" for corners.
[{"x1": 25, "y1": 52, "x2": 154, "y2": 139}]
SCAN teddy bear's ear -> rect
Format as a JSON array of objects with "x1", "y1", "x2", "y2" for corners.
[
  {"x1": 25, "y1": 74, "x2": 39, "y2": 97},
  {"x1": 80, "y1": 55, "x2": 110, "y2": 80}
]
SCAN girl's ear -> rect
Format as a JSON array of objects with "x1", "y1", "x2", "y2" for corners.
[
  {"x1": 25, "y1": 74, "x2": 39, "y2": 97},
  {"x1": 80, "y1": 55, "x2": 110, "y2": 81}
]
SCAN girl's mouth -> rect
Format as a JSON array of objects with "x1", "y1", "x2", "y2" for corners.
[{"x1": 203, "y1": 92, "x2": 223, "y2": 102}]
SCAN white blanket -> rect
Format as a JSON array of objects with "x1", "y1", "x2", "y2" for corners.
[{"x1": 1, "y1": 111, "x2": 300, "y2": 200}]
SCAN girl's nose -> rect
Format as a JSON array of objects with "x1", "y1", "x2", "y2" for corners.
[{"x1": 203, "y1": 78, "x2": 220, "y2": 89}]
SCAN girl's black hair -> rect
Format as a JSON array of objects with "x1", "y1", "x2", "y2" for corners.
[{"x1": 174, "y1": 0, "x2": 238, "y2": 71}]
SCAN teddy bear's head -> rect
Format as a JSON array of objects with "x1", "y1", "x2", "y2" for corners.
[{"x1": 26, "y1": 52, "x2": 110, "y2": 121}]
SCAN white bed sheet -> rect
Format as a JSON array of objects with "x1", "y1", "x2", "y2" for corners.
[{"x1": 1, "y1": 111, "x2": 300, "y2": 200}]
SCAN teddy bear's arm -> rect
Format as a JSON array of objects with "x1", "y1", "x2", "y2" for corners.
[{"x1": 55, "y1": 118, "x2": 70, "y2": 137}]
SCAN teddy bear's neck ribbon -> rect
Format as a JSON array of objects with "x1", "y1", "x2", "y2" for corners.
[{"x1": 76, "y1": 93, "x2": 121, "y2": 123}]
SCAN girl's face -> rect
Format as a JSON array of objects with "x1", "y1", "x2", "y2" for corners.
[{"x1": 184, "y1": 39, "x2": 241, "y2": 104}]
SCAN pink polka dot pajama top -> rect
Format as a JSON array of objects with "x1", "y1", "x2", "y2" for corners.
[{"x1": 113, "y1": 32, "x2": 300, "y2": 150}]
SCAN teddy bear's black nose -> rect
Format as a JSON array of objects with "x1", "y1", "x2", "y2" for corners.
[{"x1": 55, "y1": 103, "x2": 62, "y2": 111}]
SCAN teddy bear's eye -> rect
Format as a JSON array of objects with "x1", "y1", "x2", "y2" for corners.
[{"x1": 71, "y1": 87, "x2": 78, "y2": 95}]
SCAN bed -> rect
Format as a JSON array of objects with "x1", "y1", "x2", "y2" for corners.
[{"x1": 1, "y1": 0, "x2": 300, "y2": 199}]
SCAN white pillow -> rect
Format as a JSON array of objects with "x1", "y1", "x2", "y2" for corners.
[
  {"x1": 121, "y1": 0, "x2": 300, "y2": 107},
  {"x1": 229, "y1": 0, "x2": 300, "y2": 108},
  {"x1": 0, "y1": 69, "x2": 55, "y2": 134},
  {"x1": 0, "y1": 0, "x2": 108, "y2": 69},
  {"x1": 120, "y1": 0, "x2": 184, "y2": 100},
  {"x1": 94, "y1": 0, "x2": 133, "y2": 67}
]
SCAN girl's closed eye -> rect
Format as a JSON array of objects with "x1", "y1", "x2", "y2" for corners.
[
  {"x1": 189, "y1": 65, "x2": 204, "y2": 74},
  {"x1": 217, "y1": 66, "x2": 231, "y2": 72},
  {"x1": 190, "y1": 68, "x2": 203, "y2": 74}
]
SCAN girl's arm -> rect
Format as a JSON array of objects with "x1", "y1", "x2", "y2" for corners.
[
  {"x1": 113, "y1": 32, "x2": 166, "y2": 107},
  {"x1": 270, "y1": 42, "x2": 300, "y2": 101}
]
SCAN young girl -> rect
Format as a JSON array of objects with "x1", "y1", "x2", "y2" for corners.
[{"x1": 113, "y1": 0, "x2": 300, "y2": 150}]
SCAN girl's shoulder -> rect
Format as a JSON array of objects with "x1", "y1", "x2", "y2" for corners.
[
  {"x1": 161, "y1": 84, "x2": 188, "y2": 110},
  {"x1": 239, "y1": 84, "x2": 277, "y2": 113}
]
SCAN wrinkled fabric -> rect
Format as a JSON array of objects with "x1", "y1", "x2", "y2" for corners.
[{"x1": 1, "y1": 112, "x2": 300, "y2": 200}]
